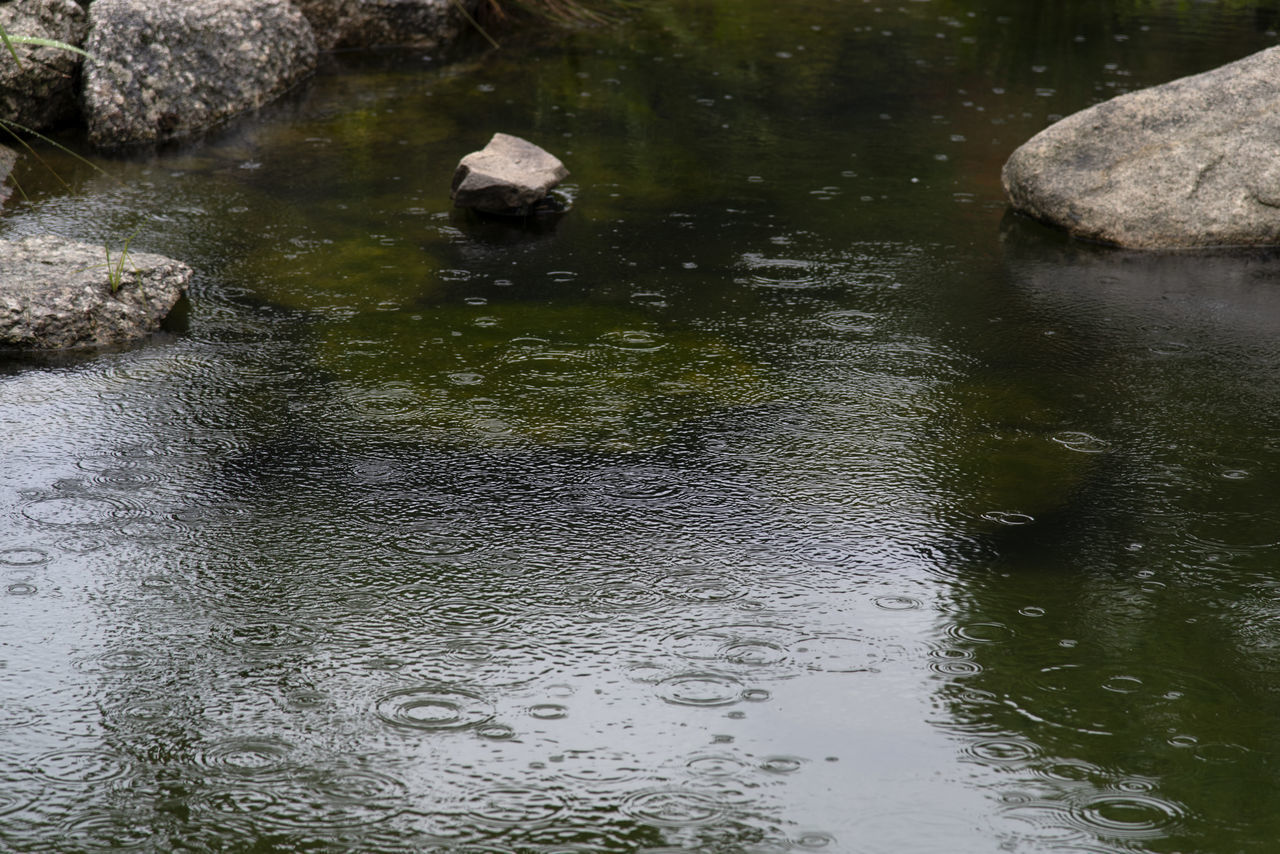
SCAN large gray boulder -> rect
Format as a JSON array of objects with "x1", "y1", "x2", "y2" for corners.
[
  {"x1": 0, "y1": 0, "x2": 88, "y2": 132},
  {"x1": 0, "y1": 234, "x2": 191, "y2": 349},
  {"x1": 292, "y1": 0, "x2": 475, "y2": 50},
  {"x1": 1003, "y1": 45, "x2": 1280, "y2": 249},
  {"x1": 82, "y1": 0, "x2": 317, "y2": 147},
  {"x1": 451, "y1": 133, "x2": 569, "y2": 215}
]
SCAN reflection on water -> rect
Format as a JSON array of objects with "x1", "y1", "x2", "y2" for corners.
[{"x1": 3, "y1": 0, "x2": 1280, "y2": 851}]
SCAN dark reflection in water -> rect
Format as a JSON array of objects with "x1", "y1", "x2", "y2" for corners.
[
  {"x1": 931, "y1": 218, "x2": 1280, "y2": 852},
  {"x1": 3, "y1": 0, "x2": 1280, "y2": 851}
]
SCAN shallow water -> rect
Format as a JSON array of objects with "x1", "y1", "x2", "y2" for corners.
[{"x1": 3, "y1": 1, "x2": 1280, "y2": 851}]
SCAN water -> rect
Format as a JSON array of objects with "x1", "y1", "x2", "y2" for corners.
[{"x1": 3, "y1": 0, "x2": 1280, "y2": 850}]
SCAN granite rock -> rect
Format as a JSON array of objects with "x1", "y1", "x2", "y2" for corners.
[
  {"x1": 451, "y1": 133, "x2": 569, "y2": 215},
  {"x1": 0, "y1": 234, "x2": 191, "y2": 349},
  {"x1": 0, "y1": 0, "x2": 88, "y2": 132},
  {"x1": 82, "y1": 0, "x2": 317, "y2": 147},
  {"x1": 1003, "y1": 45, "x2": 1280, "y2": 249},
  {"x1": 292, "y1": 0, "x2": 476, "y2": 50}
]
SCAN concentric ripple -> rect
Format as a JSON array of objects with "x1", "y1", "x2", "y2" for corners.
[
  {"x1": 21, "y1": 495, "x2": 141, "y2": 528},
  {"x1": 655, "y1": 672, "x2": 746, "y2": 707},
  {"x1": 588, "y1": 581, "x2": 666, "y2": 611},
  {"x1": 59, "y1": 811, "x2": 153, "y2": 850},
  {"x1": 555, "y1": 750, "x2": 643, "y2": 786},
  {"x1": 374, "y1": 685, "x2": 495, "y2": 731},
  {"x1": 945, "y1": 622, "x2": 1015, "y2": 644},
  {"x1": 33, "y1": 748, "x2": 130, "y2": 785},
  {"x1": 0, "y1": 788, "x2": 36, "y2": 817},
  {"x1": 243, "y1": 767, "x2": 411, "y2": 829},
  {"x1": 1060, "y1": 790, "x2": 1188, "y2": 841},
  {"x1": 1051, "y1": 431, "x2": 1111, "y2": 454},
  {"x1": 0, "y1": 547, "x2": 50, "y2": 567},
  {"x1": 601, "y1": 329, "x2": 666, "y2": 351},
  {"x1": 980, "y1": 510, "x2": 1035, "y2": 526},
  {"x1": 78, "y1": 648, "x2": 160, "y2": 672},
  {"x1": 740, "y1": 253, "x2": 823, "y2": 288},
  {"x1": 195, "y1": 736, "x2": 295, "y2": 779},
  {"x1": 620, "y1": 787, "x2": 725, "y2": 827},
  {"x1": 759, "y1": 755, "x2": 806, "y2": 774},
  {"x1": 684, "y1": 752, "x2": 750, "y2": 778},
  {"x1": 497, "y1": 348, "x2": 599, "y2": 389},
  {"x1": 466, "y1": 785, "x2": 572, "y2": 828},
  {"x1": 818, "y1": 309, "x2": 879, "y2": 333},
  {"x1": 665, "y1": 624, "x2": 804, "y2": 669},
  {"x1": 961, "y1": 738, "x2": 1040, "y2": 767},
  {"x1": 793, "y1": 634, "x2": 881, "y2": 673}
]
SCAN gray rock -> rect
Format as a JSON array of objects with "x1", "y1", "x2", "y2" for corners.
[
  {"x1": 348, "y1": 0, "x2": 471, "y2": 49},
  {"x1": 0, "y1": 0, "x2": 88, "y2": 132},
  {"x1": 0, "y1": 234, "x2": 191, "y2": 349},
  {"x1": 289, "y1": 0, "x2": 363, "y2": 50},
  {"x1": 82, "y1": 0, "x2": 317, "y2": 147},
  {"x1": 1003, "y1": 45, "x2": 1280, "y2": 249},
  {"x1": 451, "y1": 133, "x2": 569, "y2": 215},
  {"x1": 0, "y1": 144, "x2": 17, "y2": 208},
  {"x1": 292, "y1": 0, "x2": 476, "y2": 50}
]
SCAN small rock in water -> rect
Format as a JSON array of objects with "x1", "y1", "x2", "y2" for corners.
[{"x1": 451, "y1": 133, "x2": 569, "y2": 216}]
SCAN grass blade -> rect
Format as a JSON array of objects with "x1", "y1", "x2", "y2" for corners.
[
  {"x1": 6, "y1": 36, "x2": 91, "y2": 59},
  {"x1": 0, "y1": 24, "x2": 23, "y2": 69},
  {"x1": 453, "y1": 0, "x2": 502, "y2": 49}
]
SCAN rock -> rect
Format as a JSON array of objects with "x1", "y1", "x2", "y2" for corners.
[
  {"x1": 0, "y1": 0, "x2": 88, "y2": 132},
  {"x1": 0, "y1": 234, "x2": 191, "y2": 349},
  {"x1": 0, "y1": 144, "x2": 17, "y2": 208},
  {"x1": 82, "y1": 0, "x2": 317, "y2": 147},
  {"x1": 347, "y1": 0, "x2": 472, "y2": 49},
  {"x1": 289, "y1": 0, "x2": 363, "y2": 50},
  {"x1": 292, "y1": 0, "x2": 476, "y2": 50},
  {"x1": 1003, "y1": 45, "x2": 1280, "y2": 249},
  {"x1": 451, "y1": 133, "x2": 569, "y2": 215}
]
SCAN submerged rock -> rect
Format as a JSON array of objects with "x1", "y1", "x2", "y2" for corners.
[
  {"x1": 451, "y1": 133, "x2": 569, "y2": 215},
  {"x1": 82, "y1": 0, "x2": 317, "y2": 147},
  {"x1": 1003, "y1": 45, "x2": 1280, "y2": 249},
  {"x1": 0, "y1": 0, "x2": 88, "y2": 132},
  {"x1": 0, "y1": 234, "x2": 191, "y2": 349}
]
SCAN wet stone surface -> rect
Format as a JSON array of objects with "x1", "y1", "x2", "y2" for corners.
[{"x1": 0, "y1": 234, "x2": 190, "y2": 349}]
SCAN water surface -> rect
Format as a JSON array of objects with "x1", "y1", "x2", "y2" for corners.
[{"x1": 3, "y1": 1, "x2": 1280, "y2": 851}]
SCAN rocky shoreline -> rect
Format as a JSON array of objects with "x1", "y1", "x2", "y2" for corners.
[
  {"x1": 4, "y1": 0, "x2": 481, "y2": 147},
  {"x1": 1, "y1": 0, "x2": 483, "y2": 349}
]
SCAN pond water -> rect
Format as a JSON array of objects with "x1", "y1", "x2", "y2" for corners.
[{"x1": 4, "y1": 0, "x2": 1280, "y2": 850}]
